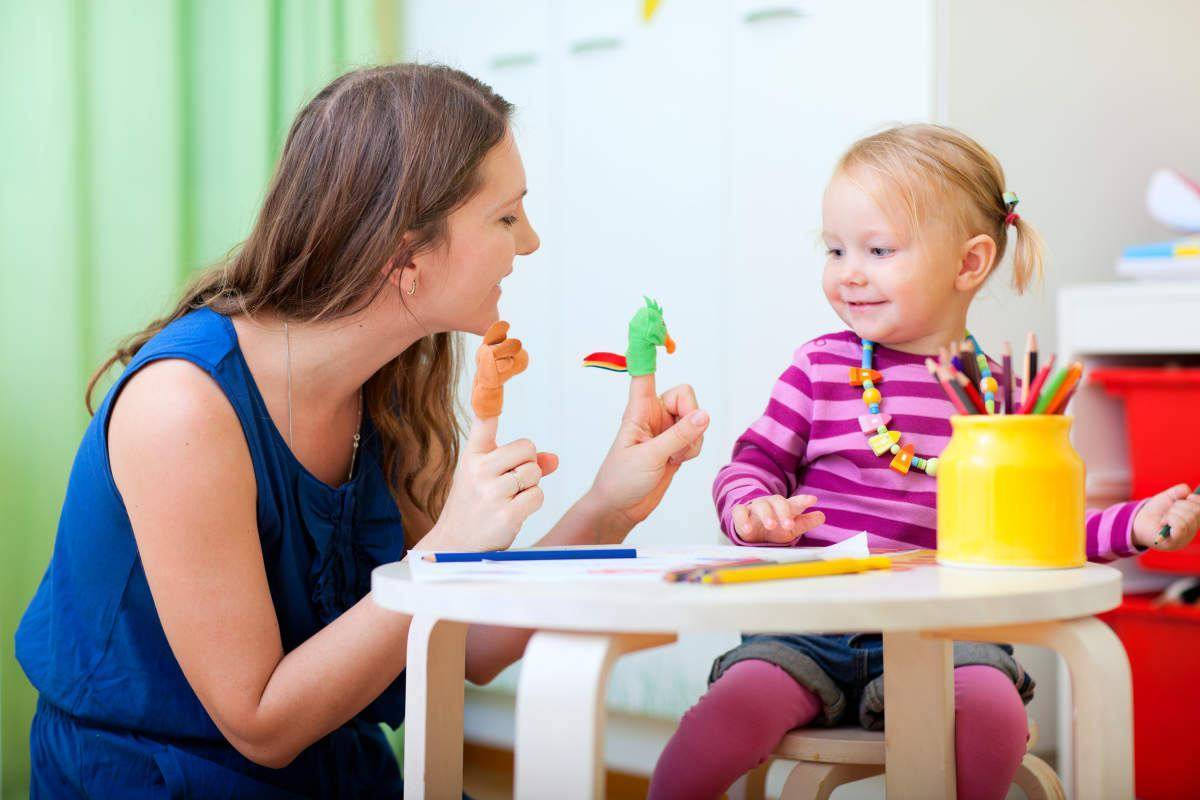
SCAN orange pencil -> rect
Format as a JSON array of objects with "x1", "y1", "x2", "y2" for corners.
[{"x1": 1043, "y1": 362, "x2": 1084, "y2": 414}]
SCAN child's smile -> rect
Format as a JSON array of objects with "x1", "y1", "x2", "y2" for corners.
[{"x1": 821, "y1": 169, "x2": 967, "y2": 355}]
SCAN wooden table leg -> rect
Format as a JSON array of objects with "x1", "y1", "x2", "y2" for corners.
[
  {"x1": 404, "y1": 615, "x2": 469, "y2": 800},
  {"x1": 882, "y1": 631, "x2": 956, "y2": 799},
  {"x1": 513, "y1": 631, "x2": 675, "y2": 800},
  {"x1": 929, "y1": 618, "x2": 1133, "y2": 800}
]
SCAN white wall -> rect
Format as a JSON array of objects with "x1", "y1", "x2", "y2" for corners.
[{"x1": 945, "y1": 0, "x2": 1200, "y2": 355}]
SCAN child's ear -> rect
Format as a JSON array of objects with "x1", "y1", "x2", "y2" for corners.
[{"x1": 955, "y1": 234, "x2": 997, "y2": 292}]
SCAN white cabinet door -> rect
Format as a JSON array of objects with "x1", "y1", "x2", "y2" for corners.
[
  {"x1": 724, "y1": 0, "x2": 934, "y2": 428},
  {"x1": 405, "y1": 1, "x2": 570, "y2": 528},
  {"x1": 404, "y1": 0, "x2": 477, "y2": 68},
  {"x1": 555, "y1": 0, "x2": 733, "y2": 551},
  {"x1": 473, "y1": 3, "x2": 568, "y2": 530}
]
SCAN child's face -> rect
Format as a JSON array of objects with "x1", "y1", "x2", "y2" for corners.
[{"x1": 821, "y1": 170, "x2": 963, "y2": 352}]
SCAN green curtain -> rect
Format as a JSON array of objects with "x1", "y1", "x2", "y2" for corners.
[{"x1": 0, "y1": 2, "x2": 402, "y2": 794}]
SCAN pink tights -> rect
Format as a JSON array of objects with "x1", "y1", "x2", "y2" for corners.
[{"x1": 649, "y1": 660, "x2": 1028, "y2": 800}]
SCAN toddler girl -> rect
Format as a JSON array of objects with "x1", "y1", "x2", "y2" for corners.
[{"x1": 649, "y1": 124, "x2": 1200, "y2": 800}]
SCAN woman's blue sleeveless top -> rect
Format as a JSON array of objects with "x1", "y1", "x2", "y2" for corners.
[{"x1": 17, "y1": 307, "x2": 407, "y2": 797}]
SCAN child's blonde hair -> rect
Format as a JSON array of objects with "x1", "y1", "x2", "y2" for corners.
[{"x1": 834, "y1": 124, "x2": 1045, "y2": 295}]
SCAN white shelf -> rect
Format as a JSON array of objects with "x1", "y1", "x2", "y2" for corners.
[{"x1": 1058, "y1": 280, "x2": 1200, "y2": 359}]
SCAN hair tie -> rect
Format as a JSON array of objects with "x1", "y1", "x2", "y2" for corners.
[{"x1": 1002, "y1": 190, "x2": 1020, "y2": 227}]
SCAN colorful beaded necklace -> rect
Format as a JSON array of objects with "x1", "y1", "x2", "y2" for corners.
[{"x1": 853, "y1": 334, "x2": 994, "y2": 476}]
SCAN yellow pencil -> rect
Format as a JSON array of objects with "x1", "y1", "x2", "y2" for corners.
[{"x1": 700, "y1": 556, "x2": 892, "y2": 585}]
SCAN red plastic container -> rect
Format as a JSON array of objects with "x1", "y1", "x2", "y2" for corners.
[
  {"x1": 1099, "y1": 594, "x2": 1200, "y2": 800},
  {"x1": 1091, "y1": 368, "x2": 1200, "y2": 574}
]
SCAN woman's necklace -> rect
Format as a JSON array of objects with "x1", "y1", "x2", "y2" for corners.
[
  {"x1": 284, "y1": 321, "x2": 362, "y2": 483},
  {"x1": 854, "y1": 334, "x2": 989, "y2": 477}
]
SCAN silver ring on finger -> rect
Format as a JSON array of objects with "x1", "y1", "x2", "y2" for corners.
[{"x1": 510, "y1": 471, "x2": 524, "y2": 496}]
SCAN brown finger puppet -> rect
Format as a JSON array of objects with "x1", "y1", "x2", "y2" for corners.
[{"x1": 471, "y1": 320, "x2": 530, "y2": 418}]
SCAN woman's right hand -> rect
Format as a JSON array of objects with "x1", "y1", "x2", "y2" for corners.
[
  {"x1": 423, "y1": 414, "x2": 558, "y2": 552},
  {"x1": 732, "y1": 494, "x2": 825, "y2": 544}
]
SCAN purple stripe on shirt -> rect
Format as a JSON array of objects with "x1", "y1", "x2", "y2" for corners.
[
  {"x1": 765, "y1": 399, "x2": 810, "y2": 437},
  {"x1": 812, "y1": 491, "x2": 938, "y2": 531},
  {"x1": 811, "y1": 413, "x2": 953, "y2": 440},
  {"x1": 779, "y1": 364, "x2": 814, "y2": 396},
  {"x1": 819, "y1": 507, "x2": 938, "y2": 549},
  {"x1": 802, "y1": 455, "x2": 938, "y2": 495},
  {"x1": 812, "y1": 396, "x2": 961, "y2": 421},
  {"x1": 801, "y1": 465, "x2": 939, "y2": 506},
  {"x1": 816, "y1": 380, "x2": 951, "y2": 403},
  {"x1": 750, "y1": 415, "x2": 806, "y2": 458},
  {"x1": 798, "y1": 522, "x2": 923, "y2": 553},
  {"x1": 734, "y1": 429, "x2": 802, "y2": 475}
]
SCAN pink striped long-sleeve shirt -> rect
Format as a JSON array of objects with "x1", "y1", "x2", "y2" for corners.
[{"x1": 713, "y1": 330, "x2": 1143, "y2": 561}]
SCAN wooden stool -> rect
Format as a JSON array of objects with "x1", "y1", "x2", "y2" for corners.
[{"x1": 728, "y1": 719, "x2": 1064, "y2": 800}]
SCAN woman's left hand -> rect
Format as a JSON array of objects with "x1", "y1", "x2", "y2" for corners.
[
  {"x1": 588, "y1": 374, "x2": 709, "y2": 529},
  {"x1": 1132, "y1": 483, "x2": 1200, "y2": 551}
]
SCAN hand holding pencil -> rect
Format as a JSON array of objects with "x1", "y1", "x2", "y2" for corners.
[{"x1": 1132, "y1": 484, "x2": 1200, "y2": 551}]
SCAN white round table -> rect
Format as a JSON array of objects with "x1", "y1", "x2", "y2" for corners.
[{"x1": 373, "y1": 557, "x2": 1131, "y2": 800}]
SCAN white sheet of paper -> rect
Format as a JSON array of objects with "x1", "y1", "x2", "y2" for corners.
[{"x1": 407, "y1": 532, "x2": 871, "y2": 583}]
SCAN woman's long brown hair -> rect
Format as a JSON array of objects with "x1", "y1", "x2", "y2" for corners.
[{"x1": 86, "y1": 63, "x2": 513, "y2": 525}]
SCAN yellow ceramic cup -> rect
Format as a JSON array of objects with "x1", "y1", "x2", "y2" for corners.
[{"x1": 937, "y1": 415, "x2": 1085, "y2": 569}]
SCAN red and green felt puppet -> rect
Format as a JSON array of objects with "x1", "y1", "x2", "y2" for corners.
[{"x1": 583, "y1": 297, "x2": 675, "y2": 377}]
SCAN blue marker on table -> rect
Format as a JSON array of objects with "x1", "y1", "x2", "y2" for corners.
[{"x1": 422, "y1": 547, "x2": 638, "y2": 563}]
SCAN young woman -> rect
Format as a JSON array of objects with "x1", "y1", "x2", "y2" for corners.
[{"x1": 16, "y1": 64, "x2": 710, "y2": 798}]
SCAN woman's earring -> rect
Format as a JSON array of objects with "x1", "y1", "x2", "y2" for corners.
[{"x1": 407, "y1": 279, "x2": 417, "y2": 296}]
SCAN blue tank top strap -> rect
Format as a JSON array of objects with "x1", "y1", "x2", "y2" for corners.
[{"x1": 92, "y1": 307, "x2": 274, "y2": 503}]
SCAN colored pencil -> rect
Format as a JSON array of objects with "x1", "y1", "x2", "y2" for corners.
[
  {"x1": 928, "y1": 359, "x2": 970, "y2": 415},
  {"x1": 938, "y1": 365, "x2": 974, "y2": 415},
  {"x1": 1001, "y1": 341, "x2": 1013, "y2": 415},
  {"x1": 1042, "y1": 362, "x2": 1084, "y2": 414},
  {"x1": 1033, "y1": 363, "x2": 1075, "y2": 414},
  {"x1": 1055, "y1": 381, "x2": 1082, "y2": 414},
  {"x1": 1018, "y1": 354, "x2": 1057, "y2": 414},
  {"x1": 955, "y1": 371, "x2": 988, "y2": 414},
  {"x1": 942, "y1": 353, "x2": 982, "y2": 413},
  {"x1": 950, "y1": 349, "x2": 968, "y2": 378},
  {"x1": 960, "y1": 342, "x2": 982, "y2": 387},
  {"x1": 700, "y1": 556, "x2": 893, "y2": 585},
  {"x1": 422, "y1": 547, "x2": 638, "y2": 563},
  {"x1": 1021, "y1": 332, "x2": 1037, "y2": 406},
  {"x1": 664, "y1": 558, "x2": 768, "y2": 582}
]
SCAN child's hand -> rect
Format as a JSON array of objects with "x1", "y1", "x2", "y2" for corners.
[
  {"x1": 1132, "y1": 483, "x2": 1200, "y2": 551},
  {"x1": 732, "y1": 494, "x2": 825, "y2": 544}
]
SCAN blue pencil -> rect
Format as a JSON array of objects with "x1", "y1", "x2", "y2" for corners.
[{"x1": 422, "y1": 547, "x2": 638, "y2": 563}]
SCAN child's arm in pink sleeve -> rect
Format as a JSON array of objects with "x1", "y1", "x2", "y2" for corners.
[
  {"x1": 713, "y1": 350, "x2": 815, "y2": 544},
  {"x1": 1085, "y1": 500, "x2": 1149, "y2": 562}
]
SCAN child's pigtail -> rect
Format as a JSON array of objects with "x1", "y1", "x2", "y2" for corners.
[{"x1": 1002, "y1": 192, "x2": 1045, "y2": 295}]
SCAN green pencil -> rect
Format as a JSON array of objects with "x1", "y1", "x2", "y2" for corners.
[{"x1": 1032, "y1": 365, "x2": 1071, "y2": 414}]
